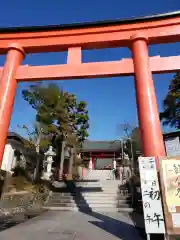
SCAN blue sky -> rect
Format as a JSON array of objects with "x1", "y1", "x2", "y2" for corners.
[{"x1": 0, "y1": 0, "x2": 179, "y2": 140}]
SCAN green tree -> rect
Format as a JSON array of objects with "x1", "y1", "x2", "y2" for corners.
[
  {"x1": 18, "y1": 122, "x2": 50, "y2": 152},
  {"x1": 130, "y1": 127, "x2": 142, "y2": 156},
  {"x1": 160, "y1": 72, "x2": 180, "y2": 129},
  {"x1": 22, "y1": 83, "x2": 89, "y2": 149},
  {"x1": 18, "y1": 122, "x2": 51, "y2": 181},
  {"x1": 117, "y1": 123, "x2": 142, "y2": 163}
]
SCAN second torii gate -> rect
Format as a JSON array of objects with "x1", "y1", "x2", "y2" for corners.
[{"x1": 0, "y1": 11, "x2": 180, "y2": 168}]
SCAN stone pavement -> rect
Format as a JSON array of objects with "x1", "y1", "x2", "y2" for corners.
[{"x1": 0, "y1": 210, "x2": 145, "y2": 240}]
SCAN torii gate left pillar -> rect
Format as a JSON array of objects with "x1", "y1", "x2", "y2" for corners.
[{"x1": 0, "y1": 44, "x2": 24, "y2": 164}]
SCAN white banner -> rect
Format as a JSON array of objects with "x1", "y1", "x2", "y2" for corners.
[
  {"x1": 138, "y1": 157, "x2": 165, "y2": 234},
  {"x1": 165, "y1": 137, "x2": 180, "y2": 157}
]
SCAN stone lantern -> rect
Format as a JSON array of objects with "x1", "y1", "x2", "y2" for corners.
[{"x1": 42, "y1": 146, "x2": 56, "y2": 181}]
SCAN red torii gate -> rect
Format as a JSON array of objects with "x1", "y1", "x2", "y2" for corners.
[{"x1": 0, "y1": 11, "x2": 180, "y2": 167}]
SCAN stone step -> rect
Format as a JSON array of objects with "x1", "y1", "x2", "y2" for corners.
[
  {"x1": 47, "y1": 197, "x2": 130, "y2": 202},
  {"x1": 45, "y1": 203, "x2": 77, "y2": 207},
  {"x1": 50, "y1": 194, "x2": 131, "y2": 201},
  {"x1": 42, "y1": 206, "x2": 80, "y2": 211},
  {"x1": 43, "y1": 205, "x2": 133, "y2": 212},
  {"x1": 47, "y1": 200, "x2": 131, "y2": 206},
  {"x1": 100, "y1": 185, "x2": 120, "y2": 187},
  {"x1": 74, "y1": 183, "x2": 102, "y2": 186},
  {"x1": 50, "y1": 194, "x2": 73, "y2": 198},
  {"x1": 81, "y1": 199, "x2": 130, "y2": 204},
  {"x1": 87, "y1": 203, "x2": 131, "y2": 208},
  {"x1": 81, "y1": 191, "x2": 119, "y2": 194},
  {"x1": 100, "y1": 180, "x2": 120, "y2": 182},
  {"x1": 46, "y1": 203, "x2": 131, "y2": 209},
  {"x1": 82, "y1": 199, "x2": 130, "y2": 204},
  {"x1": 45, "y1": 202, "x2": 131, "y2": 209},
  {"x1": 73, "y1": 187, "x2": 120, "y2": 191},
  {"x1": 82, "y1": 192, "x2": 130, "y2": 196},
  {"x1": 50, "y1": 194, "x2": 74, "y2": 199},
  {"x1": 101, "y1": 189, "x2": 120, "y2": 192},
  {"x1": 53, "y1": 181, "x2": 121, "y2": 186},
  {"x1": 47, "y1": 193, "x2": 131, "y2": 201},
  {"x1": 74, "y1": 182, "x2": 119, "y2": 186},
  {"x1": 118, "y1": 207, "x2": 134, "y2": 213},
  {"x1": 89, "y1": 207, "x2": 134, "y2": 212},
  {"x1": 100, "y1": 191, "x2": 121, "y2": 194},
  {"x1": 82, "y1": 195, "x2": 117, "y2": 198},
  {"x1": 50, "y1": 193, "x2": 73, "y2": 196},
  {"x1": 47, "y1": 199, "x2": 75, "y2": 204},
  {"x1": 82, "y1": 197, "x2": 131, "y2": 202},
  {"x1": 50, "y1": 190, "x2": 129, "y2": 194},
  {"x1": 100, "y1": 186, "x2": 121, "y2": 188},
  {"x1": 101, "y1": 183, "x2": 120, "y2": 186}
]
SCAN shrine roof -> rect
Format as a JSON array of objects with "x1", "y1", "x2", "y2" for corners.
[
  {"x1": 0, "y1": 11, "x2": 180, "y2": 33},
  {"x1": 163, "y1": 130, "x2": 180, "y2": 139},
  {"x1": 82, "y1": 140, "x2": 122, "y2": 152},
  {"x1": 7, "y1": 131, "x2": 24, "y2": 144}
]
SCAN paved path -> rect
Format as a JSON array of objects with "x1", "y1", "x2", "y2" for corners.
[{"x1": 0, "y1": 211, "x2": 144, "y2": 240}]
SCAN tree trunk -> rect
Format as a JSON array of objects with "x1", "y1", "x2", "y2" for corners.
[
  {"x1": 68, "y1": 147, "x2": 74, "y2": 179},
  {"x1": 59, "y1": 141, "x2": 65, "y2": 180},
  {"x1": 34, "y1": 144, "x2": 40, "y2": 182}
]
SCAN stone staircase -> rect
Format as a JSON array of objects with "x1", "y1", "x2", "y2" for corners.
[{"x1": 43, "y1": 180, "x2": 133, "y2": 212}]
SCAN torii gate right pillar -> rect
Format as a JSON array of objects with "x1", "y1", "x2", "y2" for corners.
[{"x1": 131, "y1": 33, "x2": 166, "y2": 162}]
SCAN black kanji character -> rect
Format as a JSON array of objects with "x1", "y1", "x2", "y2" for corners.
[
  {"x1": 173, "y1": 164, "x2": 180, "y2": 175},
  {"x1": 175, "y1": 187, "x2": 180, "y2": 197},
  {"x1": 145, "y1": 214, "x2": 153, "y2": 224},
  {"x1": 143, "y1": 188, "x2": 160, "y2": 200},
  {"x1": 152, "y1": 213, "x2": 164, "y2": 228},
  {"x1": 152, "y1": 181, "x2": 156, "y2": 187}
]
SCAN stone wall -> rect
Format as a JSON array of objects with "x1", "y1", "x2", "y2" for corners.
[
  {"x1": 2, "y1": 136, "x2": 44, "y2": 182},
  {"x1": 0, "y1": 191, "x2": 48, "y2": 216}
]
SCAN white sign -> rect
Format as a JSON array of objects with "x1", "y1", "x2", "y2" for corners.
[
  {"x1": 138, "y1": 157, "x2": 165, "y2": 234},
  {"x1": 165, "y1": 136, "x2": 180, "y2": 157}
]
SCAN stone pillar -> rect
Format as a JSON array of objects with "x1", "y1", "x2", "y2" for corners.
[
  {"x1": 0, "y1": 44, "x2": 24, "y2": 168},
  {"x1": 131, "y1": 33, "x2": 165, "y2": 164}
]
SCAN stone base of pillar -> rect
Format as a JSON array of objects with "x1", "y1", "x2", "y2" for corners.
[{"x1": 41, "y1": 172, "x2": 52, "y2": 181}]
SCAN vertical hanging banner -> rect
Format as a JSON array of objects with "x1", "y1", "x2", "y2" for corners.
[
  {"x1": 159, "y1": 156, "x2": 180, "y2": 235},
  {"x1": 138, "y1": 157, "x2": 165, "y2": 234}
]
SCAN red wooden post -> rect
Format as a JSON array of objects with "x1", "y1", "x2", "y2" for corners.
[
  {"x1": 131, "y1": 33, "x2": 166, "y2": 164},
  {"x1": 0, "y1": 43, "x2": 24, "y2": 168},
  {"x1": 67, "y1": 47, "x2": 81, "y2": 64}
]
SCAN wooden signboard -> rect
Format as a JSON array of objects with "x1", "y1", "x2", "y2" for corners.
[
  {"x1": 138, "y1": 157, "x2": 165, "y2": 235},
  {"x1": 159, "y1": 156, "x2": 180, "y2": 236}
]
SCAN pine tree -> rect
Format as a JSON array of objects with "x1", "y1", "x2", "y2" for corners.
[
  {"x1": 22, "y1": 83, "x2": 89, "y2": 148},
  {"x1": 160, "y1": 73, "x2": 180, "y2": 129}
]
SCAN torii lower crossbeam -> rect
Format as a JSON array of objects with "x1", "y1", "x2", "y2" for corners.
[{"x1": 3, "y1": 55, "x2": 179, "y2": 81}]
